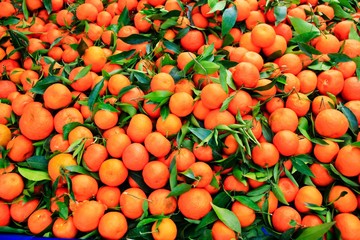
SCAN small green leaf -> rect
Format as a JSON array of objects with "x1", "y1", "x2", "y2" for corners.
[
  {"x1": 209, "y1": 1, "x2": 226, "y2": 13},
  {"x1": 271, "y1": 182, "x2": 289, "y2": 205},
  {"x1": 349, "y1": 26, "x2": 360, "y2": 41},
  {"x1": 221, "y1": 5, "x2": 237, "y2": 36},
  {"x1": 22, "y1": 0, "x2": 29, "y2": 20},
  {"x1": 97, "y1": 102, "x2": 119, "y2": 112},
  {"x1": 274, "y1": 6, "x2": 287, "y2": 25},
  {"x1": 298, "y1": 42, "x2": 322, "y2": 56},
  {"x1": 233, "y1": 195, "x2": 260, "y2": 211},
  {"x1": 137, "y1": 216, "x2": 164, "y2": 228},
  {"x1": 43, "y1": 0, "x2": 52, "y2": 14},
  {"x1": 188, "y1": 127, "x2": 213, "y2": 142},
  {"x1": 1, "y1": 17, "x2": 20, "y2": 26},
  {"x1": 74, "y1": 65, "x2": 92, "y2": 81},
  {"x1": 143, "y1": 90, "x2": 173, "y2": 103},
  {"x1": 339, "y1": 104, "x2": 359, "y2": 134},
  {"x1": 65, "y1": 165, "x2": 92, "y2": 176},
  {"x1": 220, "y1": 94, "x2": 235, "y2": 111},
  {"x1": 88, "y1": 78, "x2": 104, "y2": 111},
  {"x1": 289, "y1": 17, "x2": 320, "y2": 35},
  {"x1": 291, "y1": 155, "x2": 314, "y2": 177},
  {"x1": 108, "y1": 49, "x2": 136, "y2": 62},
  {"x1": 118, "y1": 7, "x2": 130, "y2": 28},
  {"x1": 169, "y1": 158, "x2": 177, "y2": 190},
  {"x1": 56, "y1": 201, "x2": 69, "y2": 220},
  {"x1": 19, "y1": 156, "x2": 48, "y2": 171},
  {"x1": 328, "y1": 53, "x2": 352, "y2": 63},
  {"x1": 18, "y1": 167, "x2": 51, "y2": 181},
  {"x1": 211, "y1": 203, "x2": 242, "y2": 233},
  {"x1": 181, "y1": 168, "x2": 196, "y2": 180},
  {"x1": 116, "y1": 103, "x2": 137, "y2": 117},
  {"x1": 194, "y1": 61, "x2": 220, "y2": 75},
  {"x1": 329, "y1": 3, "x2": 352, "y2": 19},
  {"x1": 0, "y1": 226, "x2": 29, "y2": 234},
  {"x1": 328, "y1": 164, "x2": 360, "y2": 187},
  {"x1": 167, "y1": 183, "x2": 192, "y2": 197},
  {"x1": 295, "y1": 222, "x2": 335, "y2": 240},
  {"x1": 30, "y1": 76, "x2": 61, "y2": 94},
  {"x1": 160, "y1": 105, "x2": 170, "y2": 120},
  {"x1": 163, "y1": 40, "x2": 181, "y2": 54},
  {"x1": 290, "y1": 31, "x2": 321, "y2": 44},
  {"x1": 121, "y1": 34, "x2": 151, "y2": 44},
  {"x1": 160, "y1": 18, "x2": 179, "y2": 30}
]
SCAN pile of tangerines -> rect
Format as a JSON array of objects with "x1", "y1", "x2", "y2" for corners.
[{"x1": 0, "y1": 0, "x2": 359, "y2": 239}]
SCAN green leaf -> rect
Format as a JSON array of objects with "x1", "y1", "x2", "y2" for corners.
[
  {"x1": 167, "y1": 183, "x2": 192, "y2": 197},
  {"x1": 169, "y1": 157, "x2": 177, "y2": 190},
  {"x1": 339, "y1": 104, "x2": 359, "y2": 134},
  {"x1": 160, "y1": 105, "x2": 170, "y2": 120},
  {"x1": 284, "y1": 167, "x2": 299, "y2": 187},
  {"x1": 108, "y1": 49, "x2": 136, "y2": 62},
  {"x1": 298, "y1": 117, "x2": 328, "y2": 145},
  {"x1": 74, "y1": 65, "x2": 92, "y2": 81},
  {"x1": 209, "y1": 1, "x2": 226, "y2": 13},
  {"x1": 133, "y1": 71, "x2": 150, "y2": 85},
  {"x1": 43, "y1": 0, "x2": 52, "y2": 14},
  {"x1": 22, "y1": 0, "x2": 29, "y2": 20},
  {"x1": 221, "y1": 5, "x2": 237, "y2": 36},
  {"x1": 18, "y1": 167, "x2": 51, "y2": 181},
  {"x1": 116, "y1": 103, "x2": 137, "y2": 116},
  {"x1": 220, "y1": 94, "x2": 235, "y2": 111},
  {"x1": 121, "y1": 34, "x2": 151, "y2": 44},
  {"x1": 349, "y1": 26, "x2": 360, "y2": 41},
  {"x1": 88, "y1": 78, "x2": 104, "y2": 111},
  {"x1": 65, "y1": 165, "x2": 93, "y2": 176},
  {"x1": 222, "y1": 33, "x2": 234, "y2": 47},
  {"x1": 211, "y1": 203, "x2": 242, "y2": 233},
  {"x1": 291, "y1": 155, "x2": 314, "y2": 177},
  {"x1": 97, "y1": 102, "x2": 119, "y2": 112},
  {"x1": 233, "y1": 195, "x2": 260, "y2": 211},
  {"x1": 49, "y1": 36, "x2": 63, "y2": 50},
  {"x1": 271, "y1": 182, "x2": 289, "y2": 205},
  {"x1": 143, "y1": 90, "x2": 173, "y2": 103},
  {"x1": 295, "y1": 222, "x2": 335, "y2": 240},
  {"x1": 19, "y1": 156, "x2": 48, "y2": 171},
  {"x1": 118, "y1": 7, "x2": 130, "y2": 28},
  {"x1": 181, "y1": 168, "x2": 196, "y2": 180},
  {"x1": 163, "y1": 40, "x2": 181, "y2": 55},
  {"x1": 329, "y1": 3, "x2": 352, "y2": 19},
  {"x1": 137, "y1": 216, "x2": 164, "y2": 228},
  {"x1": 30, "y1": 76, "x2": 61, "y2": 94},
  {"x1": 289, "y1": 17, "x2": 320, "y2": 35},
  {"x1": 194, "y1": 61, "x2": 220, "y2": 75},
  {"x1": 160, "y1": 18, "x2": 179, "y2": 30},
  {"x1": 56, "y1": 201, "x2": 69, "y2": 220},
  {"x1": 298, "y1": 42, "x2": 322, "y2": 56},
  {"x1": 196, "y1": 192, "x2": 232, "y2": 231},
  {"x1": 328, "y1": 164, "x2": 360, "y2": 187},
  {"x1": 290, "y1": 31, "x2": 321, "y2": 43},
  {"x1": 0, "y1": 226, "x2": 29, "y2": 234},
  {"x1": 274, "y1": 6, "x2": 287, "y2": 25},
  {"x1": 188, "y1": 127, "x2": 212, "y2": 142},
  {"x1": 1, "y1": 17, "x2": 20, "y2": 26},
  {"x1": 328, "y1": 53, "x2": 352, "y2": 63}
]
